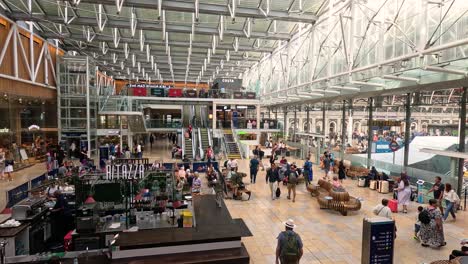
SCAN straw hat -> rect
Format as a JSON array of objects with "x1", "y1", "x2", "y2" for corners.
[{"x1": 284, "y1": 219, "x2": 296, "y2": 229}]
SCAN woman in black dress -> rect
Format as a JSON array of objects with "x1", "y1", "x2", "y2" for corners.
[{"x1": 338, "y1": 160, "x2": 346, "y2": 183}]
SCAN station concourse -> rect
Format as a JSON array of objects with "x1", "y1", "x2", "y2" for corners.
[{"x1": 0, "y1": 0, "x2": 467, "y2": 263}]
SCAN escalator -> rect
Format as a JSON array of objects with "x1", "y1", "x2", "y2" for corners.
[
  {"x1": 200, "y1": 128, "x2": 210, "y2": 149},
  {"x1": 223, "y1": 129, "x2": 241, "y2": 159},
  {"x1": 184, "y1": 137, "x2": 193, "y2": 160}
]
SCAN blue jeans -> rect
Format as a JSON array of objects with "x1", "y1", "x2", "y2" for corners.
[{"x1": 443, "y1": 200, "x2": 456, "y2": 220}]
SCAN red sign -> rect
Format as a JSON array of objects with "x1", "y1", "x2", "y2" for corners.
[
  {"x1": 389, "y1": 140, "x2": 399, "y2": 152},
  {"x1": 132, "y1": 87, "x2": 147, "y2": 96}
]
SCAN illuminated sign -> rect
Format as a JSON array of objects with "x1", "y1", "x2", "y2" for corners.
[
  {"x1": 28, "y1": 125, "x2": 40, "y2": 131},
  {"x1": 105, "y1": 164, "x2": 145, "y2": 180},
  {"x1": 0, "y1": 128, "x2": 9, "y2": 133},
  {"x1": 127, "y1": 83, "x2": 173, "y2": 89}
]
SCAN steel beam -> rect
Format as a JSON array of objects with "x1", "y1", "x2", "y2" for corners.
[
  {"x1": 78, "y1": 47, "x2": 259, "y2": 64},
  {"x1": 50, "y1": 33, "x2": 273, "y2": 53},
  {"x1": 367, "y1": 98, "x2": 373, "y2": 168},
  {"x1": 403, "y1": 93, "x2": 411, "y2": 167},
  {"x1": 457, "y1": 87, "x2": 466, "y2": 196},
  {"x1": 79, "y1": 0, "x2": 318, "y2": 23},
  {"x1": 11, "y1": 13, "x2": 290, "y2": 40}
]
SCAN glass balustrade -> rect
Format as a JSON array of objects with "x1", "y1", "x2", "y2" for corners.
[{"x1": 145, "y1": 119, "x2": 182, "y2": 129}]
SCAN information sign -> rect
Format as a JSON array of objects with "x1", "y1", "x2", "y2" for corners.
[
  {"x1": 362, "y1": 217, "x2": 395, "y2": 264},
  {"x1": 375, "y1": 141, "x2": 392, "y2": 153}
]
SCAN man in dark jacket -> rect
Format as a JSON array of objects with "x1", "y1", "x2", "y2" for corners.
[{"x1": 266, "y1": 163, "x2": 280, "y2": 200}]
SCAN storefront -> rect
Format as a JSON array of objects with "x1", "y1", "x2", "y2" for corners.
[{"x1": 0, "y1": 94, "x2": 57, "y2": 163}]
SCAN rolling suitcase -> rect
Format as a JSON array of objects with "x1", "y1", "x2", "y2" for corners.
[
  {"x1": 358, "y1": 177, "x2": 366, "y2": 187},
  {"x1": 379, "y1": 181, "x2": 389, "y2": 193},
  {"x1": 369, "y1": 180, "x2": 377, "y2": 190},
  {"x1": 388, "y1": 199, "x2": 398, "y2": 213}
]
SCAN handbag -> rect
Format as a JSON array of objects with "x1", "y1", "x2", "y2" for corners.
[{"x1": 275, "y1": 187, "x2": 281, "y2": 198}]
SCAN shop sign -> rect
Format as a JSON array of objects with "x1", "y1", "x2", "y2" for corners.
[
  {"x1": 105, "y1": 164, "x2": 145, "y2": 180},
  {"x1": 107, "y1": 130, "x2": 120, "y2": 136},
  {"x1": 214, "y1": 78, "x2": 242, "y2": 90},
  {"x1": 369, "y1": 120, "x2": 401, "y2": 128},
  {"x1": 0, "y1": 128, "x2": 9, "y2": 133},
  {"x1": 128, "y1": 83, "x2": 173, "y2": 89}
]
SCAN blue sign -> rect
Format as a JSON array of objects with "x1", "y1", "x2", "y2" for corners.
[
  {"x1": 362, "y1": 218, "x2": 395, "y2": 264},
  {"x1": 375, "y1": 140, "x2": 392, "y2": 153},
  {"x1": 31, "y1": 174, "x2": 46, "y2": 188},
  {"x1": 7, "y1": 182, "x2": 29, "y2": 207}
]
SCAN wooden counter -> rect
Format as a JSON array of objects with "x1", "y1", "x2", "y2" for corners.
[{"x1": 114, "y1": 195, "x2": 251, "y2": 263}]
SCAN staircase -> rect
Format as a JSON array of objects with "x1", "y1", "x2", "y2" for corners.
[
  {"x1": 223, "y1": 129, "x2": 241, "y2": 159},
  {"x1": 184, "y1": 137, "x2": 194, "y2": 160}
]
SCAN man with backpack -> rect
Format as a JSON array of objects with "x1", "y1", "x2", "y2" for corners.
[
  {"x1": 303, "y1": 157, "x2": 313, "y2": 186},
  {"x1": 276, "y1": 219, "x2": 303, "y2": 264},
  {"x1": 287, "y1": 165, "x2": 299, "y2": 203}
]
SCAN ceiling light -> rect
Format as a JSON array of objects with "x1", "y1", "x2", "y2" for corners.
[
  {"x1": 329, "y1": 85, "x2": 360, "y2": 91},
  {"x1": 382, "y1": 75, "x2": 419, "y2": 83},
  {"x1": 351, "y1": 81, "x2": 386, "y2": 87},
  {"x1": 423, "y1": 65, "x2": 467, "y2": 76}
]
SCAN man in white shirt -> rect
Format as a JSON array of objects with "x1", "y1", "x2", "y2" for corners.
[
  {"x1": 137, "y1": 143, "x2": 142, "y2": 158},
  {"x1": 373, "y1": 199, "x2": 393, "y2": 219},
  {"x1": 227, "y1": 158, "x2": 238, "y2": 171}
]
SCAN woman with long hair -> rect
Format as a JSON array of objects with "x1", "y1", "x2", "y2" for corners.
[{"x1": 397, "y1": 175, "x2": 411, "y2": 213}]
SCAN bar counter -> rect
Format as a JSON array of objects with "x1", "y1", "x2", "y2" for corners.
[{"x1": 7, "y1": 195, "x2": 252, "y2": 264}]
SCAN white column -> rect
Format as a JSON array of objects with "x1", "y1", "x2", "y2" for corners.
[
  {"x1": 212, "y1": 102, "x2": 217, "y2": 129},
  {"x1": 256, "y1": 104, "x2": 261, "y2": 129},
  {"x1": 312, "y1": 118, "x2": 316, "y2": 133}
]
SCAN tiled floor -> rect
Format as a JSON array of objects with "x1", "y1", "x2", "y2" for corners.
[{"x1": 1, "y1": 138, "x2": 466, "y2": 263}]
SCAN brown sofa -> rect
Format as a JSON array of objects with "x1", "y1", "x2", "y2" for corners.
[
  {"x1": 346, "y1": 166, "x2": 369, "y2": 179},
  {"x1": 307, "y1": 179, "x2": 361, "y2": 216}
]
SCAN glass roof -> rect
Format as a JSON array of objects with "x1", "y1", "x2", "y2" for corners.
[{"x1": 2, "y1": 0, "x2": 325, "y2": 85}]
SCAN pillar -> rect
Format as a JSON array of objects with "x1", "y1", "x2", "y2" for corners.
[
  {"x1": 293, "y1": 107, "x2": 297, "y2": 141},
  {"x1": 367, "y1": 98, "x2": 373, "y2": 168},
  {"x1": 457, "y1": 87, "x2": 466, "y2": 196},
  {"x1": 348, "y1": 99, "x2": 353, "y2": 146},
  {"x1": 404, "y1": 93, "x2": 411, "y2": 167},
  {"x1": 256, "y1": 104, "x2": 261, "y2": 129},
  {"x1": 322, "y1": 102, "x2": 326, "y2": 145},
  {"x1": 306, "y1": 107, "x2": 310, "y2": 133},
  {"x1": 341, "y1": 100, "x2": 346, "y2": 154},
  {"x1": 312, "y1": 117, "x2": 316, "y2": 133},
  {"x1": 275, "y1": 110, "x2": 278, "y2": 129},
  {"x1": 212, "y1": 102, "x2": 217, "y2": 129},
  {"x1": 283, "y1": 110, "x2": 288, "y2": 138}
]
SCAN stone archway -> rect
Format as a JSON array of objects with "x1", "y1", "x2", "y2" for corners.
[{"x1": 329, "y1": 121, "x2": 336, "y2": 134}]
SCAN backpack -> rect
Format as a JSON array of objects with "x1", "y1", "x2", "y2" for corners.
[
  {"x1": 418, "y1": 210, "x2": 431, "y2": 225},
  {"x1": 288, "y1": 172, "x2": 298, "y2": 185},
  {"x1": 280, "y1": 232, "x2": 300, "y2": 258}
]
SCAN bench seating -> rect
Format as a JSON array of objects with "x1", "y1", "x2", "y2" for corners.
[{"x1": 309, "y1": 179, "x2": 361, "y2": 216}]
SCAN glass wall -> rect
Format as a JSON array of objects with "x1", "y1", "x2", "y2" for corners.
[{"x1": 0, "y1": 93, "x2": 57, "y2": 163}]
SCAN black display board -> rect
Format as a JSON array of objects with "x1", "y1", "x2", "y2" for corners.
[
  {"x1": 214, "y1": 78, "x2": 242, "y2": 90},
  {"x1": 362, "y1": 217, "x2": 395, "y2": 264}
]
